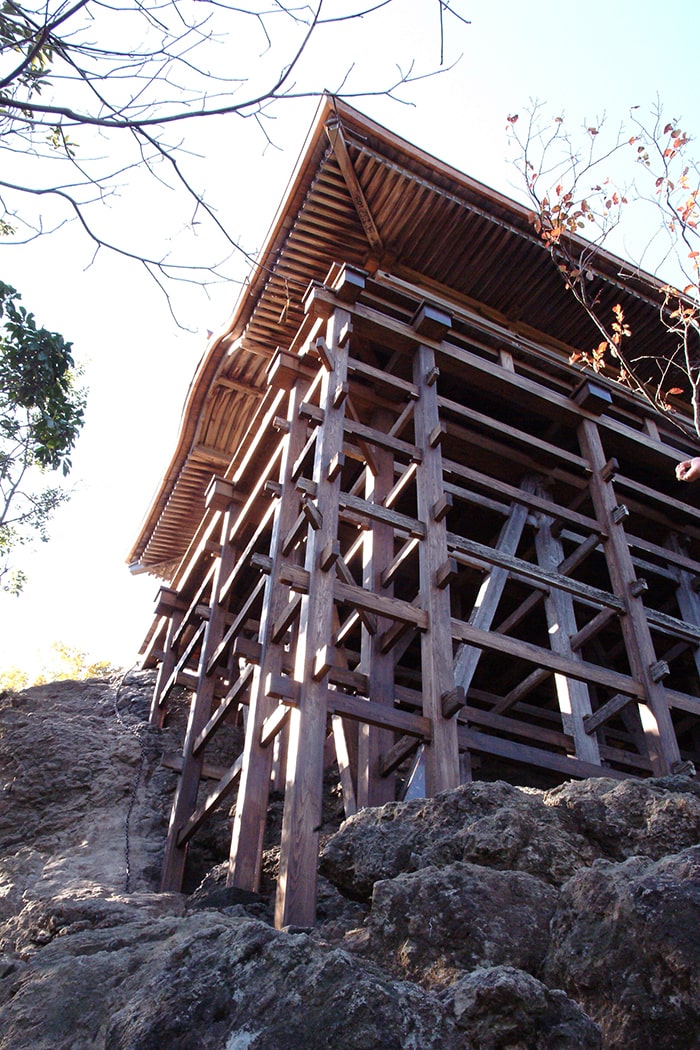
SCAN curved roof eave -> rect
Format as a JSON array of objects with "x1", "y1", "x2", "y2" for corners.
[{"x1": 127, "y1": 96, "x2": 678, "y2": 576}]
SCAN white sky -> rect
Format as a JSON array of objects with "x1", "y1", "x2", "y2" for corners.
[{"x1": 2, "y1": 0, "x2": 699, "y2": 676}]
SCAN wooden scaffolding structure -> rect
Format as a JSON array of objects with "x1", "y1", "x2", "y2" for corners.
[{"x1": 130, "y1": 100, "x2": 700, "y2": 929}]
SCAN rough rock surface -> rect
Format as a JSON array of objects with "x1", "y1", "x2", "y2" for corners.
[
  {"x1": 1, "y1": 675, "x2": 700, "y2": 1048},
  {"x1": 544, "y1": 847, "x2": 700, "y2": 1050}
]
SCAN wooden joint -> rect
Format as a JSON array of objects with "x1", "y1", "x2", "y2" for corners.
[
  {"x1": 302, "y1": 280, "x2": 334, "y2": 319},
  {"x1": 549, "y1": 518, "x2": 564, "y2": 539},
  {"x1": 436, "y1": 557, "x2": 459, "y2": 590},
  {"x1": 629, "y1": 578, "x2": 648, "y2": 597},
  {"x1": 611, "y1": 504, "x2": 629, "y2": 524},
  {"x1": 272, "y1": 416, "x2": 291, "y2": 433},
  {"x1": 425, "y1": 365, "x2": 440, "y2": 387},
  {"x1": 429, "y1": 421, "x2": 447, "y2": 448},
  {"x1": 302, "y1": 495, "x2": 323, "y2": 530},
  {"x1": 378, "y1": 735, "x2": 421, "y2": 778},
  {"x1": 154, "y1": 587, "x2": 187, "y2": 617},
  {"x1": 379, "y1": 620, "x2": 413, "y2": 654},
  {"x1": 339, "y1": 320, "x2": 353, "y2": 347},
  {"x1": 328, "y1": 451, "x2": 345, "y2": 482},
  {"x1": 265, "y1": 673, "x2": 301, "y2": 704},
  {"x1": 331, "y1": 263, "x2": 366, "y2": 303},
  {"x1": 266, "y1": 347, "x2": 316, "y2": 391},
  {"x1": 432, "y1": 493, "x2": 453, "y2": 523},
  {"x1": 602, "y1": 457, "x2": 620, "y2": 482},
  {"x1": 299, "y1": 401, "x2": 324, "y2": 427},
  {"x1": 271, "y1": 594, "x2": 302, "y2": 644},
  {"x1": 281, "y1": 512, "x2": 307, "y2": 556},
  {"x1": 320, "y1": 540, "x2": 341, "y2": 572},
  {"x1": 250, "y1": 552, "x2": 273, "y2": 575},
  {"x1": 412, "y1": 301, "x2": 452, "y2": 340},
  {"x1": 260, "y1": 705, "x2": 291, "y2": 749},
  {"x1": 205, "y1": 476, "x2": 241, "y2": 513},
  {"x1": 264, "y1": 480, "x2": 282, "y2": 498},
  {"x1": 649, "y1": 659, "x2": 670, "y2": 682},
  {"x1": 333, "y1": 381, "x2": 349, "y2": 408},
  {"x1": 314, "y1": 645, "x2": 334, "y2": 681},
  {"x1": 314, "y1": 336, "x2": 335, "y2": 371},
  {"x1": 441, "y1": 686, "x2": 466, "y2": 719},
  {"x1": 572, "y1": 378, "x2": 613, "y2": 414}
]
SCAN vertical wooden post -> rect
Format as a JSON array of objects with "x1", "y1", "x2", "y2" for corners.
[
  {"x1": 160, "y1": 500, "x2": 238, "y2": 891},
  {"x1": 412, "y1": 343, "x2": 462, "y2": 794},
  {"x1": 150, "y1": 589, "x2": 185, "y2": 728},
  {"x1": 227, "y1": 378, "x2": 309, "y2": 893},
  {"x1": 578, "y1": 418, "x2": 680, "y2": 775},
  {"x1": 357, "y1": 411, "x2": 397, "y2": 808},
  {"x1": 275, "y1": 308, "x2": 349, "y2": 929},
  {"x1": 530, "y1": 479, "x2": 601, "y2": 765}
]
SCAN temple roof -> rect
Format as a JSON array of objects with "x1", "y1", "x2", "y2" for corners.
[{"x1": 127, "y1": 96, "x2": 675, "y2": 576}]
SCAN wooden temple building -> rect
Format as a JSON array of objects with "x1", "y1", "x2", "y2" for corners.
[{"x1": 128, "y1": 98, "x2": 700, "y2": 929}]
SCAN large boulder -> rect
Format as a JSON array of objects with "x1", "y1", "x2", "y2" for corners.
[
  {"x1": 544, "y1": 846, "x2": 700, "y2": 1050},
  {"x1": 0, "y1": 895, "x2": 463, "y2": 1050},
  {"x1": 543, "y1": 776, "x2": 700, "y2": 861},
  {"x1": 321, "y1": 780, "x2": 598, "y2": 900},
  {"x1": 365, "y1": 861, "x2": 558, "y2": 987},
  {"x1": 442, "y1": 965, "x2": 601, "y2": 1050}
]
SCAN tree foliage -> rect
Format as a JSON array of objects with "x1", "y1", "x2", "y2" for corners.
[
  {"x1": 0, "y1": 0, "x2": 470, "y2": 305},
  {"x1": 507, "y1": 102, "x2": 700, "y2": 438},
  {"x1": 0, "y1": 280, "x2": 84, "y2": 592}
]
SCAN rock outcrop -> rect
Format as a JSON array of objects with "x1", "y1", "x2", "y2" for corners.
[{"x1": 1, "y1": 675, "x2": 699, "y2": 1048}]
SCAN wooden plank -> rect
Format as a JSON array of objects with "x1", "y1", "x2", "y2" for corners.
[
  {"x1": 296, "y1": 476, "x2": 425, "y2": 539},
  {"x1": 260, "y1": 704, "x2": 292, "y2": 748},
  {"x1": 458, "y1": 726, "x2": 629, "y2": 781},
  {"x1": 452, "y1": 618, "x2": 645, "y2": 699},
  {"x1": 437, "y1": 393, "x2": 590, "y2": 472},
  {"x1": 492, "y1": 667, "x2": 551, "y2": 714},
  {"x1": 176, "y1": 756, "x2": 244, "y2": 847},
  {"x1": 278, "y1": 563, "x2": 430, "y2": 630},
  {"x1": 192, "y1": 664, "x2": 255, "y2": 756},
  {"x1": 461, "y1": 704, "x2": 572, "y2": 749},
  {"x1": 453, "y1": 499, "x2": 529, "y2": 697},
  {"x1": 378, "y1": 734, "x2": 422, "y2": 777},
  {"x1": 347, "y1": 355, "x2": 419, "y2": 399},
  {"x1": 583, "y1": 693, "x2": 634, "y2": 734},
  {"x1": 207, "y1": 575, "x2": 266, "y2": 673},
  {"x1": 447, "y1": 531, "x2": 624, "y2": 614},
  {"x1": 442, "y1": 457, "x2": 603, "y2": 538}
]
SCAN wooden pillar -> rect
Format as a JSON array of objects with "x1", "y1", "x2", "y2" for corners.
[
  {"x1": 531, "y1": 479, "x2": 601, "y2": 765},
  {"x1": 578, "y1": 418, "x2": 680, "y2": 775},
  {"x1": 413, "y1": 343, "x2": 462, "y2": 794},
  {"x1": 275, "y1": 308, "x2": 349, "y2": 929},
  {"x1": 149, "y1": 588, "x2": 186, "y2": 728},
  {"x1": 357, "y1": 411, "x2": 397, "y2": 808},
  {"x1": 227, "y1": 374, "x2": 310, "y2": 894},
  {"x1": 160, "y1": 486, "x2": 239, "y2": 891}
]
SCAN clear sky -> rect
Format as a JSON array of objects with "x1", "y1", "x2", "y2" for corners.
[{"x1": 2, "y1": 0, "x2": 699, "y2": 677}]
